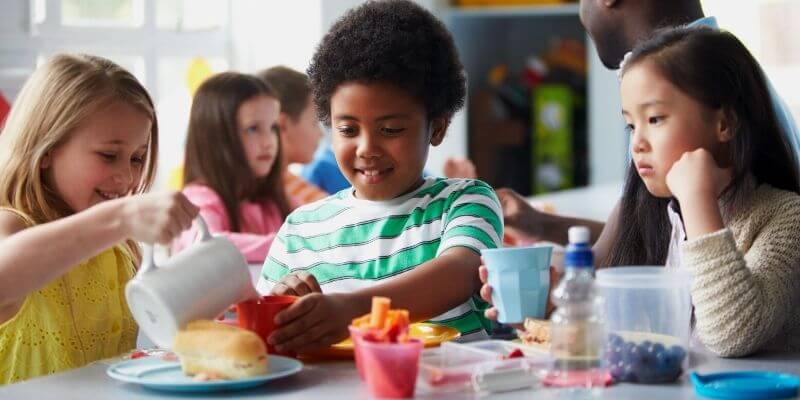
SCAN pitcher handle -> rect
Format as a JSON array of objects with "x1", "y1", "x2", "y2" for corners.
[
  {"x1": 138, "y1": 216, "x2": 211, "y2": 276},
  {"x1": 195, "y1": 215, "x2": 212, "y2": 242}
]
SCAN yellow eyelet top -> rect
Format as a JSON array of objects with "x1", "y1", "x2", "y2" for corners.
[{"x1": 0, "y1": 208, "x2": 138, "y2": 385}]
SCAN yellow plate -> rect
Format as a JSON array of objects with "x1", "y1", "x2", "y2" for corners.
[{"x1": 307, "y1": 323, "x2": 460, "y2": 360}]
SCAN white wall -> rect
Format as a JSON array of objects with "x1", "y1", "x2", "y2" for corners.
[
  {"x1": 587, "y1": 39, "x2": 626, "y2": 184},
  {"x1": 0, "y1": 0, "x2": 36, "y2": 102},
  {"x1": 230, "y1": 0, "x2": 322, "y2": 74}
]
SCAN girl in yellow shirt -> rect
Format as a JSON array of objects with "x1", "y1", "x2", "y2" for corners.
[{"x1": 0, "y1": 54, "x2": 198, "y2": 384}]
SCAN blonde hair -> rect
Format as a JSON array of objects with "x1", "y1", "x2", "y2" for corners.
[{"x1": 0, "y1": 54, "x2": 158, "y2": 225}]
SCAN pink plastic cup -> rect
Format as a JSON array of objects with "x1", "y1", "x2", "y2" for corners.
[
  {"x1": 349, "y1": 326, "x2": 369, "y2": 380},
  {"x1": 357, "y1": 338, "x2": 423, "y2": 398}
]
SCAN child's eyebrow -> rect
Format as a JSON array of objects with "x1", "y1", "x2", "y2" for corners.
[
  {"x1": 622, "y1": 100, "x2": 669, "y2": 116},
  {"x1": 638, "y1": 100, "x2": 668, "y2": 110},
  {"x1": 334, "y1": 113, "x2": 412, "y2": 122},
  {"x1": 100, "y1": 140, "x2": 149, "y2": 151},
  {"x1": 374, "y1": 114, "x2": 411, "y2": 121}
]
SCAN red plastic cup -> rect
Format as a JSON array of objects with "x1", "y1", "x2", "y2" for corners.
[
  {"x1": 236, "y1": 295, "x2": 297, "y2": 355},
  {"x1": 357, "y1": 338, "x2": 423, "y2": 398}
]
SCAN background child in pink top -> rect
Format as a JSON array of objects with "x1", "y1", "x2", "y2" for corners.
[{"x1": 173, "y1": 72, "x2": 291, "y2": 262}]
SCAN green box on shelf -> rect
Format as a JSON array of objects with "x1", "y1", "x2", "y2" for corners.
[{"x1": 532, "y1": 84, "x2": 574, "y2": 194}]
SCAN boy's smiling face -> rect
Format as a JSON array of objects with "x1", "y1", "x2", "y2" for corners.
[{"x1": 330, "y1": 82, "x2": 446, "y2": 200}]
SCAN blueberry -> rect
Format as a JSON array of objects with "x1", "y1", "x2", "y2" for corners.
[
  {"x1": 650, "y1": 354, "x2": 682, "y2": 382},
  {"x1": 623, "y1": 342, "x2": 642, "y2": 364},
  {"x1": 636, "y1": 342, "x2": 651, "y2": 354},
  {"x1": 669, "y1": 345, "x2": 687, "y2": 363},
  {"x1": 607, "y1": 343, "x2": 625, "y2": 364},
  {"x1": 635, "y1": 343, "x2": 652, "y2": 367},
  {"x1": 655, "y1": 350, "x2": 671, "y2": 372},
  {"x1": 650, "y1": 342, "x2": 665, "y2": 356},
  {"x1": 638, "y1": 352, "x2": 653, "y2": 368},
  {"x1": 637, "y1": 367, "x2": 655, "y2": 382},
  {"x1": 608, "y1": 333, "x2": 624, "y2": 348},
  {"x1": 610, "y1": 362, "x2": 625, "y2": 380},
  {"x1": 622, "y1": 364, "x2": 638, "y2": 382}
]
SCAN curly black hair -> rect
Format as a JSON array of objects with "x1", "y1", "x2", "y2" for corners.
[{"x1": 307, "y1": 0, "x2": 466, "y2": 125}]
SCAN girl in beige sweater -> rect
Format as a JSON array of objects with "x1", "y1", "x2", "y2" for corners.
[
  {"x1": 478, "y1": 26, "x2": 799, "y2": 358},
  {"x1": 603, "y1": 26, "x2": 800, "y2": 357}
]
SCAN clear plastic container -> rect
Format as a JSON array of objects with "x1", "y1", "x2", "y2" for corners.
[
  {"x1": 596, "y1": 266, "x2": 692, "y2": 384},
  {"x1": 419, "y1": 340, "x2": 551, "y2": 393}
]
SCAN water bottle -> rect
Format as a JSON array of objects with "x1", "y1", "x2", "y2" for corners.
[{"x1": 547, "y1": 226, "x2": 606, "y2": 388}]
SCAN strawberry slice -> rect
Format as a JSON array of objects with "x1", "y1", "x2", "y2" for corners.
[
  {"x1": 505, "y1": 348, "x2": 524, "y2": 359},
  {"x1": 129, "y1": 350, "x2": 149, "y2": 359}
]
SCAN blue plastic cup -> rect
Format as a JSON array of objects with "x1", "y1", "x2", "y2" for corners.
[{"x1": 481, "y1": 245, "x2": 553, "y2": 324}]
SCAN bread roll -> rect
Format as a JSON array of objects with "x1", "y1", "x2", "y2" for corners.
[
  {"x1": 519, "y1": 318, "x2": 550, "y2": 350},
  {"x1": 173, "y1": 320, "x2": 268, "y2": 380}
]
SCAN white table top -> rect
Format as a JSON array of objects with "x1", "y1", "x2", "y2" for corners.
[
  {"x1": 3, "y1": 339, "x2": 798, "y2": 400},
  {"x1": 529, "y1": 181, "x2": 622, "y2": 222}
]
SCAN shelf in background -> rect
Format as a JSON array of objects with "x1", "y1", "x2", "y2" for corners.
[{"x1": 444, "y1": 3, "x2": 579, "y2": 19}]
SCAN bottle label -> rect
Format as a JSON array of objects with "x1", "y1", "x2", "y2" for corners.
[{"x1": 550, "y1": 321, "x2": 605, "y2": 366}]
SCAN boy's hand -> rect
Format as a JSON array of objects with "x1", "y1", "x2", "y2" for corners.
[
  {"x1": 478, "y1": 264, "x2": 499, "y2": 320},
  {"x1": 270, "y1": 271, "x2": 322, "y2": 296},
  {"x1": 443, "y1": 157, "x2": 477, "y2": 179},
  {"x1": 120, "y1": 192, "x2": 198, "y2": 244},
  {"x1": 478, "y1": 262, "x2": 559, "y2": 329},
  {"x1": 267, "y1": 293, "x2": 355, "y2": 353},
  {"x1": 496, "y1": 188, "x2": 546, "y2": 241}
]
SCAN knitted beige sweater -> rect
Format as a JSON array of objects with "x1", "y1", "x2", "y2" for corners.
[{"x1": 681, "y1": 183, "x2": 800, "y2": 357}]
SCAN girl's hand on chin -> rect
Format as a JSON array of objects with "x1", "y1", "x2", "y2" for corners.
[{"x1": 666, "y1": 149, "x2": 733, "y2": 203}]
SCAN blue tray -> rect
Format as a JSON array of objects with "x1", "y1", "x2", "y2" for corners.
[{"x1": 691, "y1": 371, "x2": 800, "y2": 399}]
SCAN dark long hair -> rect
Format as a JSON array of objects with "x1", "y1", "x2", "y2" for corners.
[
  {"x1": 183, "y1": 72, "x2": 291, "y2": 232},
  {"x1": 603, "y1": 26, "x2": 800, "y2": 267}
]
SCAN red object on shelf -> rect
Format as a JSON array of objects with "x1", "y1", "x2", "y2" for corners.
[{"x1": 0, "y1": 91, "x2": 10, "y2": 127}]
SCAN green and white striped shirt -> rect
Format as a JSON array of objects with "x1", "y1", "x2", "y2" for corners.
[{"x1": 257, "y1": 177, "x2": 503, "y2": 340}]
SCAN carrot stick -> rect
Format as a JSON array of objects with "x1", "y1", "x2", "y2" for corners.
[{"x1": 370, "y1": 296, "x2": 391, "y2": 329}]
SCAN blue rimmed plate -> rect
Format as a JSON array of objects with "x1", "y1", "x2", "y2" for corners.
[{"x1": 107, "y1": 355, "x2": 302, "y2": 393}]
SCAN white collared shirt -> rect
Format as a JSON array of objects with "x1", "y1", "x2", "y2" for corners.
[{"x1": 664, "y1": 201, "x2": 687, "y2": 269}]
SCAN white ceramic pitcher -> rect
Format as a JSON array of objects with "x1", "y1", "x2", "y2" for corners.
[{"x1": 126, "y1": 217, "x2": 257, "y2": 348}]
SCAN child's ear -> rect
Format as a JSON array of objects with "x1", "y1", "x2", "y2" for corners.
[
  {"x1": 278, "y1": 113, "x2": 291, "y2": 136},
  {"x1": 429, "y1": 117, "x2": 448, "y2": 147},
  {"x1": 40, "y1": 152, "x2": 51, "y2": 170},
  {"x1": 716, "y1": 108, "x2": 736, "y2": 143}
]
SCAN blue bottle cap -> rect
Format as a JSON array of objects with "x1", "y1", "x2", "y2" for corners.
[
  {"x1": 565, "y1": 242, "x2": 593, "y2": 268},
  {"x1": 691, "y1": 371, "x2": 800, "y2": 399}
]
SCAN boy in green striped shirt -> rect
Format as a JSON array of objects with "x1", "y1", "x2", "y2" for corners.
[{"x1": 257, "y1": 0, "x2": 503, "y2": 353}]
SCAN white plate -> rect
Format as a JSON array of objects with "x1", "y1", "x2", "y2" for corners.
[{"x1": 107, "y1": 355, "x2": 302, "y2": 393}]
